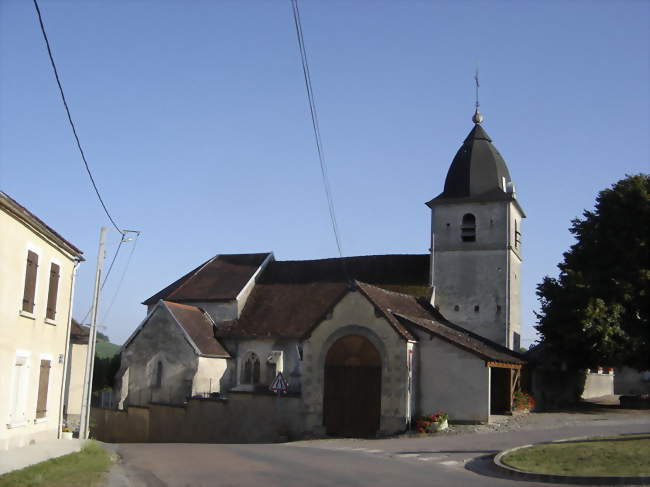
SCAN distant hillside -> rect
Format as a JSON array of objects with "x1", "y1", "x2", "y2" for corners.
[{"x1": 95, "y1": 340, "x2": 120, "y2": 358}]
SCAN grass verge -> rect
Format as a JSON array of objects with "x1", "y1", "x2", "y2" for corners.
[
  {"x1": 0, "y1": 441, "x2": 112, "y2": 487},
  {"x1": 502, "y1": 433, "x2": 650, "y2": 476}
]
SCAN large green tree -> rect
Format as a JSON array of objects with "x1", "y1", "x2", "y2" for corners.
[{"x1": 536, "y1": 174, "x2": 649, "y2": 371}]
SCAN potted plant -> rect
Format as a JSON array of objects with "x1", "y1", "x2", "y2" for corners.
[
  {"x1": 61, "y1": 426, "x2": 73, "y2": 440},
  {"x1": 513, "y1": 391, "x2": 535, "y2": 412},
  {"x1": 414, "y1": 411, "x2": 449, "y2": 434}
]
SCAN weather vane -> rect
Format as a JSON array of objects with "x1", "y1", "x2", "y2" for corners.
[{"x1": 472, "y1": 68, "x2": 484, "y2": 124}]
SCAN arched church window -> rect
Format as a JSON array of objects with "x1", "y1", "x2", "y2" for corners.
[
  {"x1": 154, "y1": 361, "x2": 163, "y2": 388},
  {"x1": 461, "y1": 213, "x2": 476, "y2": 242},
  {"x1": 242, "y1": 353, "x2": 261, "y2": 385}
]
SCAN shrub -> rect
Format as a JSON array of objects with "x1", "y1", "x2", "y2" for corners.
[{"x1": 513, "y1": 391, "x2": 535, "y2": 411}]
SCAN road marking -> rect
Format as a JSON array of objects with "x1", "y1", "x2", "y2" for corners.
[{"x1": 439, "y1": 460, "x2": 460, "y2": 467}]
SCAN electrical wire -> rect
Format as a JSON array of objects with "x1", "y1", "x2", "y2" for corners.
[
  {"x1": 290, "y1": 0, "x2": 344, "y2": 259},
  {"x1": 32, "y1": 0, "x2": 123, "y2": 235},
  {"x1": 101, "y1": 231, "x2": 140, "y2": 325},
  {"x1": 78, "y1": 235, "x2": 125, "y2": 325}
]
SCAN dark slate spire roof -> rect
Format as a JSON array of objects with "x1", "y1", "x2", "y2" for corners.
[{"x1": 429, "y1": 122, "x2": 513, "y2": 203}]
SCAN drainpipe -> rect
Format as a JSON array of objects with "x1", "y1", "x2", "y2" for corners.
[
  {"x1": 429, "y1": 207, "x2": 436, "y2": 306},
  {"x1": 57, "y1": 257, "x2": 80, "y2": 439},
  {"x1": 505, "y1": 204, "x2": 511, "y2": 349}
]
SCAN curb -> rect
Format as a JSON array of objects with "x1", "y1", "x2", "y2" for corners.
[{"x1": 493, "y1": 437, "x2": 650, "y2": 485}]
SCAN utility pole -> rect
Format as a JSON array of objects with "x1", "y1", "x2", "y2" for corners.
[{"x1": 79, "y1": 227, "x2": 107, "y2": 440}]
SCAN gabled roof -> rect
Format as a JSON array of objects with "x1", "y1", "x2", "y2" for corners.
[
  {"x1": 394, "y1": 312, "x2": 524, "y2": 365},
  {"x1": 0, "y1": 191, "x2": 83, "y2": 258},
  {"x1": 215, "y1": 255, "x2": 430, "y2": 340},
  {"x1": 143, "y1": 253, "x2": 272, "y2": 305},
  {"x1": 124, "y1": 300, "x2": 230, "y2": 358},
  {"x1": 164, "y1": 301, "x2": 230, "y2": 357}
]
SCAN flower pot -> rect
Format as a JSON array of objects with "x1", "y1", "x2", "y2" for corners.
[
  {"x1": 61, "y1": 431, "x2": 73, "y2": 440},
  {"x1": 434, "y1": 419, "x2": 448, "y2": 432}
]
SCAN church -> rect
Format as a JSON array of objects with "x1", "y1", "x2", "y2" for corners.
[{"x1": 116, "y1": 108, "x2": 525, "y2": 438}]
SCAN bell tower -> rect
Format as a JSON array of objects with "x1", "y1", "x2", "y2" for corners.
[{"x1": 426, "y1": 106, "x2": 525, "y2": 349}]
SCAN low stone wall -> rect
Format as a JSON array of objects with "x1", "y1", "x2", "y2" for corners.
[
  {"x1": 91, "y1": 392, "x2": 304, "y2": 444},
  {"x1": 581, "y1": 372, "x2": 614, "y2": 399}
]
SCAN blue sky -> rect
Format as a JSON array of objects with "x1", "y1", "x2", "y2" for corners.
[{"x1": 1, "y1": 0, "x2": 648, "y2": 346}]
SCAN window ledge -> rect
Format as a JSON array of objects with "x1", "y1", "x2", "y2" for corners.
[
  {"x1": 34, "y1": 417, "x2": 48, "y2": 424},
  {"x1": 19, "y1": 310, "x2": 36, "y2": 320},
  {"x1": 44, "y1": 318, "x2": 57, "y2": 326},
  {"x1": 6, "y1": 421, "x2": 27, "y2": 429}
]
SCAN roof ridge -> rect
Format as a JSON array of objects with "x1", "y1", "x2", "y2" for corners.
[
  {"x1": 355, "y1": 280, "x2": 418, "y2": 299},
  {"x1": 275, "y1": 253, "x2": 428, "y2": 264}
]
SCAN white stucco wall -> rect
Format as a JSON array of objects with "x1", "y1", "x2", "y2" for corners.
[
  {"x1": 64, "y1": 342, "x2": 88, "y2": 417},
  {"x1": 302, "y1": 290, "x2": 411, "y2": 436},
  {"x1": 194, "y1": 356, "x2": 229, "y2": 395},
  {"x1": 415, "y1": 328, "x2": 490, "y2": 423},
  {"x1": 228, "y1": 338, "x2": 301, "y2": 393},
  {"x1": 0, "y1": 204, "x2": 80, "y2": 450}
]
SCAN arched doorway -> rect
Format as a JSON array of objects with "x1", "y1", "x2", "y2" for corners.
[{"x1": 323, "y1": 335, "x2": 382, "y2": 437}]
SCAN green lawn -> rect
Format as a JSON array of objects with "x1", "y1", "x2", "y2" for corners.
[
  {"x1": 0, "y1": 441, "x2": 112, "y2": 487},
  {"x1": 502, "y1": 434, "x2": 650, "y2": 476}
]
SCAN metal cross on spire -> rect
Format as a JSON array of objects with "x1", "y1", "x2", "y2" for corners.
[{"x1": 472, "y1": 69, "x2": 484, "y2": 124}]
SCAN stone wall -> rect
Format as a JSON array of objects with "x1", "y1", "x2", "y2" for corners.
[
  {"x1": 581, "y1": 371, "x2": 614, "y2": 399},
  {"x1": 91, "y1": 393, "x2": 304, "y2": 444},
  {"x1": 302, "y1": 290, "x2": 411, "y2": 436}
]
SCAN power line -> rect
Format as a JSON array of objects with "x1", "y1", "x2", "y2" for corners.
[
  {"x1": 79, "y1": 234, "x2": 125, "y2": 325},
  {"x1": 101, "y1": 231, "x2": 140, "y2": 325},
  {"x1": 32, "y1": 0, "x2": 123, "y2": 235},
  {"x1": 290, "y1": 0, "x2": 344, "y2": 259}
]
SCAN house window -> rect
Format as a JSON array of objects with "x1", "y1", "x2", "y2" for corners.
[
  {"x1": 9, "y1": 353, "x2": 30, "y2": 425},
  {"x1": 461, "y1": 214, "x2": 476, "y2": 242},
  {"x1": 154, "y1": 361, "x2": 163, "y2": 388},
  {"x1": 242, "y1": 353, "x2": 261, "y2": 385},
  {"x1": 35, "y1": 359, "x2": 51, "y2": 419},
  {"x1": 22, "y1": 250, "x2": 39, "y2": 314},
  {"x1": 46, "y1": 263, "x2": 60, "y2": 321}
]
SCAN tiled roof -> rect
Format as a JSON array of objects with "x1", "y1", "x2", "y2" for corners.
[
  {"x1": 70, "y1": 319, "x2": 89, "y2": 344},
  {"x1": 394, "y1": 312, "x2": 524, "y2": 365},
  {"x1": 215, "y1": 254, "x2": 430, "y2": 339},
  {"x1": 164, "y1": 301, "x2": 230, "y2": 357},
  {"x1": 143, "y1": 253, "x2": 272, "y2": 305},
  {"x1": 0, "y1": 191, "x2": 83, "y2": 257}
]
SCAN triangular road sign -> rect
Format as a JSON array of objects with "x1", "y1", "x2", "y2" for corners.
[{"x1": 269, "y1": 372, "x2": 288, "y2": 393}]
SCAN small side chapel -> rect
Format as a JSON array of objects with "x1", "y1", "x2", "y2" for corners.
[{"x1": 117, "y1": 108, "x2": 525, "y2": 437}]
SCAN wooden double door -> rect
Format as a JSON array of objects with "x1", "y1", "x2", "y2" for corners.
[{"x1": 323, "y1": 335, "x2": 382, "y2": 437}]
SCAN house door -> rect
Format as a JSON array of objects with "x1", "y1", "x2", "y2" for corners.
[{"x1": 323, "y1": 335, "x2": 381, "y2": 437}]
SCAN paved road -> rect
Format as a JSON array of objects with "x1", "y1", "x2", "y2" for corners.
[{"x1": 104, "y1": 415, "x2": 649, "y2": 487}]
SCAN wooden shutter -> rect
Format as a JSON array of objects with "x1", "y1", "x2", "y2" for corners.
[
  {"x1": 46, "y1": 263, "x2": 60, "y2": 320},
  {"x1": 22, "y1": 251, "x2": 38, "y2": 313},
  {"x1": 36, "y1": 359, "x2": 51, "y2": 419}
]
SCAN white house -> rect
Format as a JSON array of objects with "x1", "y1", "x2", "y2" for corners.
[{"x1": 0, "y1": 192, "x2": 83, "y2": 449}]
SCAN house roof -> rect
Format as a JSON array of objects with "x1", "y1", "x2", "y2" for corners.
[
  {"x1": 143, "y1": 253, "x2": 272, "y2": 305},
  {"x1": 215, "y1": 255, "x2": 430, "y2": 340},
  {"x1": 394, "y1": 312, "x2": 524, "y2": 365},
  {"x1": 70, "y1": 319, "x2": 89, "y2": 344},
  {"x1": 0, "y1": 191, "x2": 83, "y2": 258},
  {"x1": 164, "y1": 301, "x2": 230, "y2": 357}
]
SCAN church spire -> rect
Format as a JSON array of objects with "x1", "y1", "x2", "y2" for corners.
[{"x1": 472, "y1": 69, "x2": 484, "y2": 124}]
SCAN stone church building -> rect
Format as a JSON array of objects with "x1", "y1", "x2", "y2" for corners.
[{"x1": 116, "y1": 111, "x2": 525, "y2": 438}]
